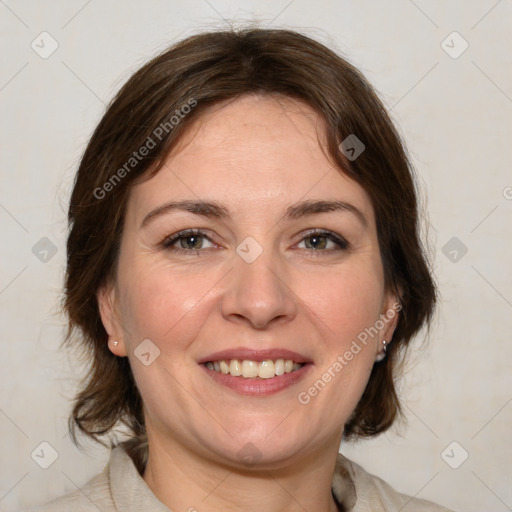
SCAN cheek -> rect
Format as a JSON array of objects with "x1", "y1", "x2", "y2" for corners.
[
  {"x1": 293, "y1": 264, "x2": 383, "y2": 412},
  {"x1": 296, "y1": 263, "x2": 384, "y2": 343},
  {"x1": 116, "y1": 263, "x2": 217, "y2": 408},
  {"x1": 118, "y1": 259, "x2": 219, "y2": 346}
]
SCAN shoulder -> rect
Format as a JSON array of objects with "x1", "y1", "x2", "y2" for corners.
[
  {"x1": 24, "y1": 458, "x2": 114, "y2": 512},
  {"x1": 335, "y1": 453, "x2": 455, "y2": 512},
  {"x1": 26, "y1": 444, "x2": 169, "y2": 512}
]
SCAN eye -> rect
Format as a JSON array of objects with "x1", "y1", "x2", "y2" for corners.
[
  {"x1": 160, "y1": 228, "x2": 349, "y2": 255},
  {"x1": 162, "y1": 229, "x2": 216, "y2": 253},
  {"x1": 296, "y1": 230, "x2": 349, "y2": 252}
]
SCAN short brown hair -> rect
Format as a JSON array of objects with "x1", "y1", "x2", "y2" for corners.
[{"x1": 64, "y1": 27, "x2": 436, "y2": 468}]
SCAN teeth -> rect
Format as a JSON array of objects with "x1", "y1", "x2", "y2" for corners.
[
  {"x1": 258, "y1": 360, "x2": 275, "y2": 379},
  {"x1": 229, "y1": 359, "x2": 242, "y2": 376},
  {"x1": 241, "y1": 360, "x2": 259, "y2": 378},
  {"x1": 219, "y1": 360, "x2": 230, "y2": 374},
  {"x1": 205, "y1": 359, "x2": 304, "y2": 378}
]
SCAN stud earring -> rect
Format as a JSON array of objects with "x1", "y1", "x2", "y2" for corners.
[
  {"x1": 112, "y1": 340, "x2": 119, "y2": 346},
  {"x1": 375, "y1": 340, "x2": 387, "y2": 362}
]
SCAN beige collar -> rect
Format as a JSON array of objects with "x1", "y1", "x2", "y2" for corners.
[{"x1": 331, "y1": 452, "x2": 358, "y2": 511}]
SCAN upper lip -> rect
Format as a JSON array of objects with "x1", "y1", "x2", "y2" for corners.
[{"x1": 198, "y1": 347, "x2": 312, "y2": 364}]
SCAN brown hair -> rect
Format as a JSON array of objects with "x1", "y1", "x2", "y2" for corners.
[{"x1": 64, "y1": 27, "x2": 436, "y2": 470}]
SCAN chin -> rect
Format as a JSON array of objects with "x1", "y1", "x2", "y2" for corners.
[{"x1": 206, "y1": 431, "x2": 315, "y2": 471}]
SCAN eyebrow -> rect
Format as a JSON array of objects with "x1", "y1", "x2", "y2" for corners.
[{"x1": 140, "y1": 199, "x2": 367, "y2": 228}]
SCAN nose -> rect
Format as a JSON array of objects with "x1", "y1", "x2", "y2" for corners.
[{"x1": 221, "y1": 247, "x2": 297, "y2": 329}]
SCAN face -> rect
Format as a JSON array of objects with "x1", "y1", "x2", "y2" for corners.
[{"x1": 99, "y1": 94, "x2": 398, "y2": 469}]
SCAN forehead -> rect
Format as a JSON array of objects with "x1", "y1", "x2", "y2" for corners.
[{"x1": 127, "y1": 94, "x2": 374, "y2": 226}]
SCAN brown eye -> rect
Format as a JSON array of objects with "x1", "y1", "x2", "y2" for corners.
[
  {"x1": 162, "y1": 229, "x2": 216, "y2": 253},
  {"x1": 298, "y1": 230, "x2": 349, "y2": 251}
]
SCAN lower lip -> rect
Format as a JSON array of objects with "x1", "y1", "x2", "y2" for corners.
[{"x1": 200, "y1": 363, "x2": 312, "y2": 396}]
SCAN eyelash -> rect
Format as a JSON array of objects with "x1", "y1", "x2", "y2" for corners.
[{"x1": 161, "y1": 228, "x2": 349, "y2": 256}]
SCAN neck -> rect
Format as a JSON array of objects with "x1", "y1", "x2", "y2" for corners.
[{"x1": 142, "y1": 430, "x2": 342, "y2": 512}]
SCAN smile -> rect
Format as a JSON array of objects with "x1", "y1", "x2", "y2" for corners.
[{"x1": 204, "y1": 359, "x2": 304, "y2": 379}]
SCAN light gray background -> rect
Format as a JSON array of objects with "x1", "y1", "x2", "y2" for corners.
[{"x1": 1, "y1": 1, "x2": 511, "y2": 511}]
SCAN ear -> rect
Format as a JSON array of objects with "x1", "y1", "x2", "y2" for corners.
[
  {"x1": 378, "y1": 290, "x2": 401, "y2": 345},
  {"x1": 97, "y1": 282, "x2": 128, "y2": 357}
]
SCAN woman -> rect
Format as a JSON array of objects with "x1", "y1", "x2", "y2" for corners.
[{"x1": 31, "y1": 28, "x2": 454, "y2": 511}]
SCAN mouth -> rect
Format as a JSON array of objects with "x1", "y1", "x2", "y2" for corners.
[
  {"x1": 198, "y1": 348, "x2": 312, "y2": 396},
  {"x1": 203, "y1": 358, "x2": 304, "y2": 379}
]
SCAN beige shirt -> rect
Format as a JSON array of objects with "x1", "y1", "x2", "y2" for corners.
[{"x1": 28, "y1": 445, "x2": 454, "y2": 511}]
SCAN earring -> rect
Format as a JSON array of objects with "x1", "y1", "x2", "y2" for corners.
[
  {"x1": 375, "y1": 340, "x2": 387, "y2": 362},
  {"x1": 112, "y1": 340, "x2": 119, "y2": 346}
]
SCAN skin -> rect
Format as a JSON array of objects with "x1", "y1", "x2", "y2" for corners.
[{"x1": 98, "y1": 94, "x2": 399, "y2": 512}]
